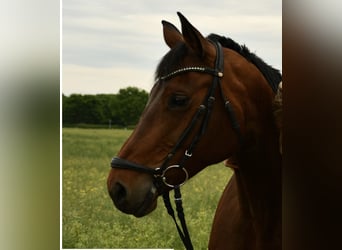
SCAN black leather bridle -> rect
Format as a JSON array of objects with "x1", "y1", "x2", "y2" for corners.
[{"x1": 111, "y1": 41, "x2": 242, "y2": 250}]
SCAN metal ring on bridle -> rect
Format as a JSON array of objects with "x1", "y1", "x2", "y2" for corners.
[{"x1": 157, "y1": 165, "x2": 189, "y2": 188}]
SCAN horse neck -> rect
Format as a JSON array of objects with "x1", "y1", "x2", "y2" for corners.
[
  {"x1": 235, "y1": 111, "x2": 282, "y2": 229},
  {"x1": 228, "y1": 64, "x2": 282, "y2": 206}
]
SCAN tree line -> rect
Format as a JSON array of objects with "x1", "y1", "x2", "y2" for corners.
[{"x1": 63, "y1": 87, "x2": 149, "y2": 127}]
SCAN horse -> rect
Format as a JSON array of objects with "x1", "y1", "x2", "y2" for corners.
[{"x1": 107, "y1": 12, "x2": 282, "y2": 250}]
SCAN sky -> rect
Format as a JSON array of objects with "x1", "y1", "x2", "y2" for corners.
[{"x1": 62, "y1": 0, "x2": 282, "y2": 95}]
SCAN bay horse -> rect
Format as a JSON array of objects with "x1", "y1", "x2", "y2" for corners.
[{"x1": 107, "y1": 12, "x2": 282, "y2": 250}]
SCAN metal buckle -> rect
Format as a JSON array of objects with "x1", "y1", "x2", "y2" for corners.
[
  {"x1": 161, "y1": 165, "x2": 189, "y2": 188},
  {"x1": 185, "y1": 150, "x2": 192, "y2": 157}
]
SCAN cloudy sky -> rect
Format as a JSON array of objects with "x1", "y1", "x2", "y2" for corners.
[{"x1": 62, "y1": 0, "x2": 281, "y2": 95}]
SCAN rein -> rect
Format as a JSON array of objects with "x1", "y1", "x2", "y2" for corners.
[{"x1": 111, "y1": 41, "x2": 242, "y2": 249}]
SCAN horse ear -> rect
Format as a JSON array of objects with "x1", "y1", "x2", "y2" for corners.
[
  {"x1": 177, "y1": 12, "x2": 208, "y2": 57},
  {"x1": 162, "y1": 20, "x2": 184, "y2": 49}
]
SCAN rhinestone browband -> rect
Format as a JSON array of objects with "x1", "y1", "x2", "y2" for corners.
[{"x1": 160, "y1": 66, "x2": 223, "y2": 81}]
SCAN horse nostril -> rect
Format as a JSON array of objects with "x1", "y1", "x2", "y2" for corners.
[{"x1": 110, "y1": 182, "x2": 127, "y2": 207}]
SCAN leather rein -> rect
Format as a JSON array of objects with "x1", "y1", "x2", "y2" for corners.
[{"x1": 111, "y1": 41, "x2": 242, "y2": 249}]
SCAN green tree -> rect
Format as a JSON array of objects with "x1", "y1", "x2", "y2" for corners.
[
  {"x1": 63, "y1": 94, "x2": 84, "y2": 124},
  {"x1": 94, "y1": 94, "x2": 115, "y2": 124},
  {"x1": 62, "y1": 87, "x2": 149, "y2": 127},
  {"x1": 112, "y1": 87, "x2": 148, "y2": 126},
  {"x1": 63, "y1": 94, "x2": 104, "y2": 124}
]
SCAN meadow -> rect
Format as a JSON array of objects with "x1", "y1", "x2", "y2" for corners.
[{"x1": 62, "y1": 128, "x2": 233, "y2": 249}]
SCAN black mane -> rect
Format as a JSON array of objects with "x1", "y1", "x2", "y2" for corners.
[
  {"x1": 156, "y1": 34, "x2": 282, "y2": 93},
  {"x1": 155, "y1": 43, "x2": 189, "y2": 81},
  {"x1": 207, "y1": 33, "x2": 282, "y2": 93}
]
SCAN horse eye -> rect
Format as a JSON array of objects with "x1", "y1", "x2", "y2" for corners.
[{"x1": 169, "y1": 95, "x2": 189, "y2": 108}]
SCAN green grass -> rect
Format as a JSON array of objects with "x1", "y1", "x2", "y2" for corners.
[{"x1": 62, "y1": 128, "x2": 233, "y2": 249}]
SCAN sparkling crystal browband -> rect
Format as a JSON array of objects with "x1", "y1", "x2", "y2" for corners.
[{"x1": 160, "y1": 66, "x2": 223, "y2": 81}]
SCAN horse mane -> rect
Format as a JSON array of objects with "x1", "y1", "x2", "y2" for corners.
[
  {"x1": 207, "y1": 33, "x2": 282, "y2": 93},
  {"x1": 155, "y1": 43, "x2": 188, "y2": 81},
  {"x1": 156, "y1": 34, "x2": 282, "y2": 93}
]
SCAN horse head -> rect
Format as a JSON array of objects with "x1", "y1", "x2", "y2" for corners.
[{"x1": 107, "y1": 12, "x2": 279, "y2": 218}]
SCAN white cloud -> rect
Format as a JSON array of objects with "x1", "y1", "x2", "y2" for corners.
[
  {"x1": 63, "y1": 0, "x2": 281, "y2": 94},
  {"x1": 62, "y1": 64, "x2": 154, "y2": 95}
]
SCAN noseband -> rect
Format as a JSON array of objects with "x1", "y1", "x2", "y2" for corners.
[{"x1": 110, "y1": 41, "x2": 242, "y2": 250}]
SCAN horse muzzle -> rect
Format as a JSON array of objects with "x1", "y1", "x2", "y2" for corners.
[{"x1": 107, "y1": 170, "x2": 159, "y2": 217}]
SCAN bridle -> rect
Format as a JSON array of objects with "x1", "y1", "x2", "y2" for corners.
[{"x1": 110, "y1": 41, "x2": 242, "y2": 250}]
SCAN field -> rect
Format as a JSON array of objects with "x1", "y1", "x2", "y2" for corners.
[{"x1": 62, "y1": 128, "x2": 233, "y2": 249}]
